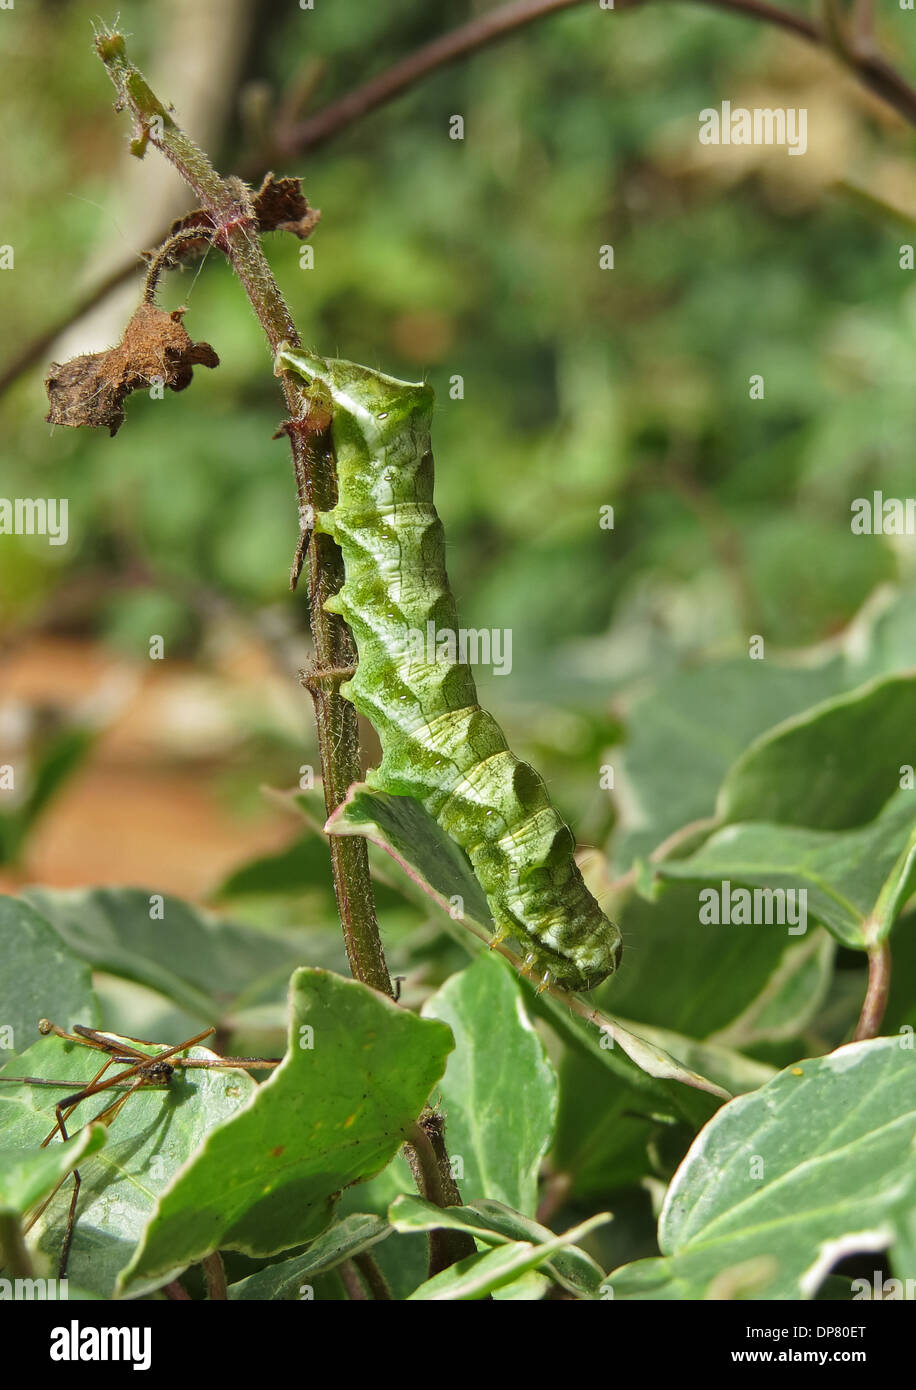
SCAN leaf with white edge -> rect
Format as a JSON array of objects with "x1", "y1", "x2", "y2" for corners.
[
  {"x1": 0, "y1": 1126, "x2": 107, "y2": 1217},
  {"x1": 228, "y1": 1213, "x2": 391, "y2": 1299},
  {"x1": 389, "y1": 1194, "x2": 606, "y2": 1298},
  {"x1": 421, "y1": 953, "x2": 556, "y2": 1215},
  {"x1": 118, "y1": 968, "x2": 453, "y2": 1295},
  {"x1": 657, "y1": 790, "x2": 916, "y2": 950},
  {"x1": 717, "y1": 673, "x2": 916, "y2": 831},
  {"x1": 606, "y1": 1038, "x2": 916, "y2": 1300},
  {"x1": 407, "y1": 1213, "x2": 612, "y2": 1300},
  {"x1": 0, "y1": 1031, "x2": 257, "y2": 1298}
]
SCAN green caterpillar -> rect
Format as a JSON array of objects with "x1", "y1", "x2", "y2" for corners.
[{"x1": 277, "y1": 346, "x2": 622, "y2": 992}]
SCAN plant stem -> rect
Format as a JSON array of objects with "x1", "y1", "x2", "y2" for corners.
[
  {"x1": 94, "y1": 27, "x2": 391, "y2": 998},
  {"x1": 854, "y1": 938, "x2": 891, "y2": 1040},
  {"x1": 202, "y1": 1250, "x2": 228, "y2": 1300},
  {"x1": 0, "y1": 1213, "x2": 34, "y2": 1280},
  {"x1": 405, "y1": 1117, "x2": 478, "y2": 1274},
  {"x1": 353, "y1": 1251, "x2": 393, "y2": 1299},
  {"x1": 339, "y1": 1260, "x2": 369, "y2": 1299}
]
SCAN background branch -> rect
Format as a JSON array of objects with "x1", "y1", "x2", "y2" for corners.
[{"x1": 5, "y1": 0, "x2": 916, "y2": 401}]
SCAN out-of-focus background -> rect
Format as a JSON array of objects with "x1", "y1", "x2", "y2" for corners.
[{"x1": 2, "y1": 0, "x2": 916, "y2": 913}]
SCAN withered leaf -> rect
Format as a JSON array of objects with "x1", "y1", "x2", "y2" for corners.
[
  {"x1": 161, "y1": 174, "x2": 320, "y2": 264},
  {"x1": 252, "y1": 173, "x2": 321, "y2": 239},
  {"x1": 45, "y1": 302, "x2": 219, "y2": 436}
]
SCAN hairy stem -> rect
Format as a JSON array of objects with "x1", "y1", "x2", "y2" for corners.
[
  {"x1": 94, "y1": 27, "x2": 391, "y2": 998},
  {"x1": 405, "y1": 1117, "x2": 479, "y2": 1275}
]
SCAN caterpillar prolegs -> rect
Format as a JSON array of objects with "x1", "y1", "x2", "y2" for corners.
[{"x1": 276, "y1": 347, "x2": 622, "y2": 992}]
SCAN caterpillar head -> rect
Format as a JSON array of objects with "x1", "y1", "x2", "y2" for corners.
[{"x1": 276, "y1": 345, "x2": 433, "y2": 447}]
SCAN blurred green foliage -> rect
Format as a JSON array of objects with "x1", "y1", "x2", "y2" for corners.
[{"x1": 2, "y1": 0, "x2": 916, "y2": 854}]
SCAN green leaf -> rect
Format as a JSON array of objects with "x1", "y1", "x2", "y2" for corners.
[
  {"x1": 0, "y1": 897, "x2": 98, "y2": 1047},
  {"x1": 406, "y1": 1213, "x2": 612, "y2": 1300},
  {"x1": 0, "y1": 1029, "x2": 257, "y2": 1297},
  {"x1": 0, "y1": 1125, "x2": 107, "y2": 1217},
  {"x1": 708, "y1": 930, "x2": 835, "y2": 1050},
  {"x1": 214, "y1": 832, "x2": 336, "y2": 900},
  {"x1": 326, "y1": 784, "x2": 493, "y2": 931},
  {"x1": 718, "y1": 673, "x2": 916, "y2": 830},
  {"x1": 612, "y1": 660, "x2": 843, "y2": 867},
  {"x1": 607, "y1": 1038, "x2": 916, "y2": 1299},
  {"x1": 421, "y1": 954, "x2": 557, "y2": 1215},
  {"x1": 594, "y1": 882, "x2": 828, "y2": 1041},
  {"x1": 389, "y1": 1193, "x2": 606, "y2": 1298},
  {"x1": 227, "y1": 1213, "x2": 391, "y2": 1299},
  {"x1": 118, "y1": 967, "x2": 454, "y2": 1295},
  {"x1": 657, "y1": 790, "x2": 916, "y2": 949},
  {"x1": 21, "y1": 887, "x2": 315, "y2": 1022}
]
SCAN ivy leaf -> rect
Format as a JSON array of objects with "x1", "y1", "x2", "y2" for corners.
[
  {"x1": 718, "y1": 673, "x2": 916, "y2": 830},
  {"x1": 404, "y1": 1212, "x2": 612, "y2": 1301},
  {"x1": 656, "y1": 789, "x2": 916, "y2": 949},
  {"x1": 606, "y1": 1038, "x2": 916, "y2": 1299},
  {"x1": 117, "y1": 968, "x2": 453, "y2": 1295},
  {"x1": 21, "y1": 887, "x2": 313, "y2": 1023},
  {"x1": 0, "y1": 897, "x2": 98, "y2": 1046},
  {"x1": 389, "y1": 1193, "x2": 606, "y2": 1298},
  {"x1": 0, "y1": 1125, "x2": 107, "y2": 1218},
  {"x1": 422, "y1": 954, "x2": 557, "y2": 1215},
  {"x1": 0, "y1": 1030, "x2": 257, "y2": 1298},
  {"x1": 611, "y1": 660, "x2": 843, "y2": 867},
  {"x1": 227, "y1": 1213, "x2": 391, "y2": 1300}
]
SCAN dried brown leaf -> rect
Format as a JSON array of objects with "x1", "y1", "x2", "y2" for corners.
[{"x1": 45, "y1": 302, "x2": 218, "y2": 436}]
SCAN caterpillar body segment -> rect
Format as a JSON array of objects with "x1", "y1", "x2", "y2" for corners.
[{"x1": 277, "y1": 346, "x2": 622, "y2": 991}]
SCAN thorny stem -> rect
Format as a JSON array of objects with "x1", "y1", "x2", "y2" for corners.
[
  {"x1": 854, "y1": 937, "x2": 891, "y2": 1041},
  {"x1": 93, "y1": 27, "x2": 392, "y2": 1000},
  {"x1": 142, "y1": 228, "x2": 216, "y2": 303}
]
